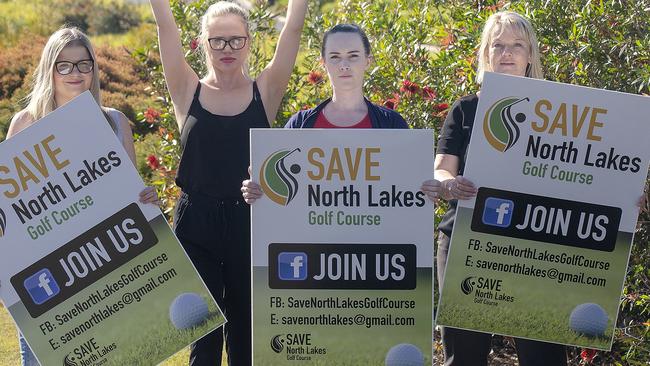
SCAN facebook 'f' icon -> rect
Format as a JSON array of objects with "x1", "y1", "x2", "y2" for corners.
[
  {"x1": 24, "y1": 269, "x2": 60, "y2": 305},
  {"x1": 278, "y1": 252, "x2": 308, "y2": 280},
  {"x1": 482, "y1": 197, "x2": 515, "y2": 227}
]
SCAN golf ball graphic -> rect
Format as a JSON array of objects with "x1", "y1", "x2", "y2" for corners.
[
  {"x1": 385, "y1": 343, "x2": 424, "y2": 366},
  {"x1": 169, "y1": 293, "x2": 209, "y2": 330},
  {"x1": 569, "y1": 303, "x2": 608, "y2": 336}
]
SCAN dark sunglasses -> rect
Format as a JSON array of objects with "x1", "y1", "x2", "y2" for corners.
[
  {"x1": 55, "y1": 59, "x2": 94, "y2": 75},
  {"x1": 208, "y1": 37, "x2": 248, "y2": 51}
]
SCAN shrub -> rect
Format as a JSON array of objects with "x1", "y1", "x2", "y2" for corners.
[
  {"x1": 133, "y1": 1, "x2": 648, "y2": 364},
  {"x1": 87, "y1": 3, "x2": 141, "y2": 35}
]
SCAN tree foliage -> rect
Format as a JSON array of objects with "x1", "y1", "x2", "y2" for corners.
[{"x1": 130, "y1": 1, "x2": 648, "y2": 363}]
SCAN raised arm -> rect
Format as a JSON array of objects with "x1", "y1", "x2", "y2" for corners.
[
  {"x1": 257, "y1": 0, "x2": 308, "y2": 123},
  {"x1": 149, "y1": 0, "x2": 199, "y2": 129}
]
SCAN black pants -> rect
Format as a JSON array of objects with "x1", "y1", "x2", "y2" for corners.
[
  {"x1": 174, "y1": 191, "x2": 251, "y2": 366},
  {"x1": 436, "y1": 232, "x2": 567, "y2": 366}
]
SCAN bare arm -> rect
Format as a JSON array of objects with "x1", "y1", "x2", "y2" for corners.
[
  {"x1": 114, "y1": 110, "x2": 161, "y2": 205},
  {"x1": 115, "y1": 111, "x2": 137, "y2": 165},
  {"x1": 434, "y1": 153, "x2": 476, "y2": 200},
  {"x1": 6, "y1": 110, "x2": 34, "y2": 139},
  {"x1": 257, "y1": 0, "x2": 308, "y2": 123},
  {"x1": 149, "y1": 0, "x2": 199, "y2": 129}
]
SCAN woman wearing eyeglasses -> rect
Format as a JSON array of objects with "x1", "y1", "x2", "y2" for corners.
[
  {"x1": 149, "y1": 1, "x2": 307, "y2": 364},
  {"x1": 434, "y1": 12, "x2": 568, "y2": 366},
  {"x1": 6, "y1": 26, "x2": 159, "y2": 366}
]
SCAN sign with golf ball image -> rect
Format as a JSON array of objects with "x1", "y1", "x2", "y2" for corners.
[
  {"x1": 0, "y1": 93, "x2": 225, "y2": 365},
  {"x1": 250, "y1": 129, "x2": 434, "y2": 365},
  {"x1": 436, "y1": 73, "x2": 650, "y2": 350}
]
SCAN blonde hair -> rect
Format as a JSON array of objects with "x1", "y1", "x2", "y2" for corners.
[
  {"x1": 25, "y1": 27, "x2": 117, "y2": 131},
  {"x1": 198, "y1": 1, "x2": 250, "y2": 75},
  {"x1": 476, "y1": 11, "x2": 543, "y2": 84}
]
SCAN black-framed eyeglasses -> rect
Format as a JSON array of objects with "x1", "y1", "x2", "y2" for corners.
[
  {"x1": 208, "y1": 37, "x2": 248, "y2": 51},
  {"x1": 55, "y1": 59, "x2": 94, "y2": 75}
]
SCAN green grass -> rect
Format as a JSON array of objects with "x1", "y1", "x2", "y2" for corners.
[
  {"x1": 0, "y1": 304, "x2": 228, "y2": 365},
  {"x1": 252, "y1": 268, "x2": 433, "y2": 365},
  {"x1": 0, "y1": 0, "x2": 54, "y2": 46},
  {"x1": 92, "y1": 23, "x2": 157, "y2": 49},
  {"x1": 3, "y1": 217, "x2": 227, "y2": 365},
  {"x1": 436, "y1": 207, "x2": 631, "y2": 350}
]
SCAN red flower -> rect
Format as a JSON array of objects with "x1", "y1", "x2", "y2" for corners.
[
  {"x1": 383, "y1": 93, "x2": 400, "y2": 110},
  {"x1": 400, "y1": 79, "x2": 420, "y2": 95},
  {"x1": 146, "y1": 155, "x2": 160, "y2": 170},
  {"x1": 580, "y1": 348, "x2": 598, "y2": 364},
  {"x1": 434, "y1": 103, "x2": 449, "y2": 111},
  {"x1": 190, "y1": 38, "x2": 199, "y2": 51},
  {"x1": 144, "y1": 107, "x2": 161, "y2": 124},
  {"x1": 422, "y1": 86, "x2": 436, "y2": 101},
  {"x1": 307, "y1": 70, "x2": 324, "y2": 85},
  {"x1": 440, "y1": 33, "x2": 454, "y2": 48}
]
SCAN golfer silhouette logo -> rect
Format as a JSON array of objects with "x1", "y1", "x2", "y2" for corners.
[
  {"x1": 259, "y1": 148, "x2": 302, "y2": 206},
  {"x1": 63, "y1": 353, "x2": 79, "y2": 366},
  {"x1": 270, "y1": 334, "x2": 284, "y2": 353},
  {"x1": 0, "y1": 208, "x2": 6, "y2": 238},
  {"x1": 483, "y1": 97, "x2": 530, "y2": 152},
  {"x1": 461, "y1": 276, "x2": 475, "y2": 295}
]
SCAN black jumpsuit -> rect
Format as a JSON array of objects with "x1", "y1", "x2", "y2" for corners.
[{"x1": 174, "y1": 81, "x2": 268, "y2": 366}]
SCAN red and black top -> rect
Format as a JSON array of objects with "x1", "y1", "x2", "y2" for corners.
[{"x1": 313, "y1": 110, "x2": 372, "y2": 128}]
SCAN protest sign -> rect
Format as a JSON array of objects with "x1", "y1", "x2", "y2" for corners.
[
  {"x1": 436, "y1": 73, "x2": 650, "y2": 350},
  {"x1": 250, "y1": 129, "x2": 434, "y2": 365},
  {"x1": 0, "y1": 92, "x2": 225, "y2": 365}
]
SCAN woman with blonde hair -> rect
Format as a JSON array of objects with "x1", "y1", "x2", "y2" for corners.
[
  {"x1": 6, "y1": 26, "x2": 159, "y2": 366},
  {"x1": 434, "y1": 11, "x2": 567, "y2": 366},
  {"x1": 149, "y1": 0, "x2": 307, "y2": 364}
]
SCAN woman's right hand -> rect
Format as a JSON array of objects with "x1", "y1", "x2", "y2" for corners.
[
  {"x1": 241, "y1": 180, "x2": 264, "y2": 204},
  {"x1": 441, "y1": 175, "x2": 477, "y2": 201}
]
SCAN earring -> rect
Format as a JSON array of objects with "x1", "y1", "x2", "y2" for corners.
[{"x1": 525, "y1": 63, "x2": 531, "y2": 77}]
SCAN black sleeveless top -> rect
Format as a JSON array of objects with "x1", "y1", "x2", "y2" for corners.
[{"x1": 176, "y1": 81, "x2": 269, "y2": 198}]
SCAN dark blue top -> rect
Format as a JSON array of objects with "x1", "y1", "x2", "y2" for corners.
[{"x1": 284, "y1": 98, "x2": 409, "y2": 129}]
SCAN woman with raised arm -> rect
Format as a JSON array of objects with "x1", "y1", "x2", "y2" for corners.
[
  {"x1": 5, "y1": 26, "x2": 159, "y2": 366},
  {"x1": 149, "y1": 0, "x2": 307, "y2": 364},
  {"x1": 241, "y1": 23, "x2": 441, "y2": 205}
]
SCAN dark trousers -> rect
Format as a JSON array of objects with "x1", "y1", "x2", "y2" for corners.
[
  {"x1": 436, "y1": 232, "x2": 567, "y2": 366},
  {"x1": 174, "y1": 191, "x2": 251, "y2": 366}
]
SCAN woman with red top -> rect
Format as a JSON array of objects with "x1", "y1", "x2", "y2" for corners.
[
  {"x1": 242, "y1": 23, "x2": 441, "y2": 204},
  {"x1": 285, "y1": 24, "x2": 406, "y2": 130}
]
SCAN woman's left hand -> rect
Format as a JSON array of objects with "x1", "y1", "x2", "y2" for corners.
[
  {"x1": 139, "y1": 186, "x2": 161, "y2": 205},
  {"x1": 420, "y1": 179, "x2": 442, "y2": 202}
]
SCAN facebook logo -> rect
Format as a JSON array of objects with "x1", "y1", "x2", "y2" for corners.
[
  {"x1": 23, "y1": 269, "x2": 60, "y2": 305},
  {"x1": 278, "y1": 252, "x2": 308, "y2": 280},
  {"x1": 482, "y1": 197, "x2": 514, "y2": 227}
]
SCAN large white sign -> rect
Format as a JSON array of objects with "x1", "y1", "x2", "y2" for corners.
[
  {"x1": 0, "y1": 93, "x2": 224, "y2": 365},
  {"x1": 437, "y1": 72, "x2": 650, "y2": 350},
  {"x1": 250, "y1": 129, "x2": 434, "y2": 365}
]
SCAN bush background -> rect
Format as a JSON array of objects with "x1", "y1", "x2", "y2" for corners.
[{"x1": 0, "y1": 0, "x2": 648, "y2": 365}]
